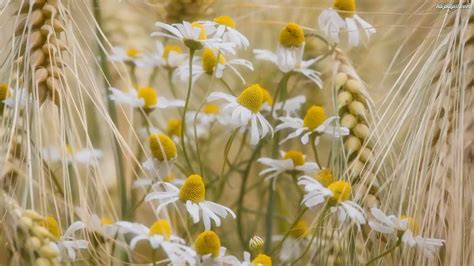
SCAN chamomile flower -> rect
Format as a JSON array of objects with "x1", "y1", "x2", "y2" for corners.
[
  {"x1": 3, "y1": 88, "x2": 30, "y2": 108},
  {"x1": 108, "y1": 47, "x2": 141, "y2": 64},
  {"x1": 117, "y1": 220, "x2": 196, "y2": 265},
  {"x1": 109, "y1": 86, "x2": 184, "y2": 112},
  {"x1": 42, "y1": 145, "x2": 102, "y2": 165},
  {"x1": 276, "y1": 105, "x2": 349, "y2": 145},
  {"x1": 152, "y1": 21, "x2": 236, "y2": 53},
  {"x1": 369, "y1": 208, "x2": 445, "y2": 259},
  {"x1": 195, "y1": 231, "x2": 239, "y2": 265},
  {"x1": 142, "y1": 134, "x2": 177, "y2": 177},
  {"x1": 274, "y1": 219, "x2": 310, "y2": 262},
  {"x1": 318, "y1": 0, "x2": 376, "y2": 47},
  {"x1": 145, "y1": 174, "x2": 236, "y2": 230},
  {"x1": 40, "y1": 217, "x2": 88, "y2": 261},
  {"x1": 253, "y1": 47, "x2": 322, "y2": 88},
  {"x1": 258, "y1": 150, "x2": 319, "y2": 188},
  {"x1": 203, "y1": 16, "x2": 250, "y2": 49},
  {"x1": 254, "y1": 22, "x2": 323, "y2": 88},
  {"x1": 261, "y1": 95, "x2": 306, "y2": 118},
  {"x1": 207, "y1": 84, "x2": 273, "y2": 145},
  {"x1": 298, "y1": 177, "x2": 366, "y2": 227},
  {"x1": 135, "y1": 41, "x2": 186, "y2": 69},
  {"x1": 176, "y1": 47, "x2": 253, "y2": 83}
]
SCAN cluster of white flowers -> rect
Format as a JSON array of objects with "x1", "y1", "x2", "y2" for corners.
[{"x1": 29, "y1": 4, "x2": 445, "y2": 265}]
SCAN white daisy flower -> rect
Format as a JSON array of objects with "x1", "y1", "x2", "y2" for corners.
[
  {"x1": 43, "y1": 218, "x2": 88, "y2": 262},
  {"x1": 258, "y1": 150, "x2": 319, "y2": 188},
  {"x1": 117, "y1": 220, "x2": 196, "y2": 265},
  {"x1": 145, "y1": 174, "x2": 236, "y2": 230},
  {"x1": 318, "y1": 0, "x2": 376, "y2": 47},
  {"x1": 142, "y1": 133, "x2": 178, "y2": 178},
  {"x1": 298, "y1": 177, "x2": 366, "y2": 227},
  {"x1": 254, "y1": 22, "x2": 323, "y2": 88},
  {"x1": 207, "y1": 84, "x2": 273, "y2": 145},
  {"x1": 369, "y1": 208, "x2": 445, "y2": 259},
  {"x1": 276, "y1": 105, "x2": 349, "y2": 145},
  {"x1": 109, "y1": 87, "x2": 184, "y2": 111},
  {"x1": 152, "y1": 21, "x2": 236, "y2": 54},
  {"x1": 254, "y1": 46, "x2": 323, "y2": 88},
  {"x1": 3, "y1": 88, "x2": 31, "y2": 109},
  {"x1": 42, "y1": 145, "x2": 102, "y2": 165},
  {"x1": 194, "y1": 231, "x2": 240, "y2": 266},
  {"x1": 176, "y1": 47, "x2": 253, "y2": 83},
  {"x1": 272, "y1": 219, "x2": 310, "y2": 262},
  {"x1": 133, "y1": 174, "x2": 185, "y2": 190},
  {"x1": 261, "y1": 95, "x2": 306, "y2": 119},
  {"x1": 108, "y1": 47, "x2": 141, "y2": 64},
  {"x1": 202, "y1": 16, "x2": 250, "y2": 49},
  {"x1": 135, "y1": 41, "x2": 186, "y2": 69}
]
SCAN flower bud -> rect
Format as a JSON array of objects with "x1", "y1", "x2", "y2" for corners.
[
  {"x1": 31, "y1": 224, "x2": 55, "y2": 239},
  {"x1": 359, "y1": 147, "x2": 371, "y2": 162},
  {"x1": 249, "y1": 235, "x2": 264, "y2": 254},
  {"x1": 34, "y1": 258, "x2": 51, "y2": 266}
]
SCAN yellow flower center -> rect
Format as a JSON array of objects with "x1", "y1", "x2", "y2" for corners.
[
  {"x1": 252, "y1": 254, "x2": 272, "y2": 266},
  {"x1": 65, "y1": 144, "x2": 73, "y2": 155},
  {"x1": 0, "y1": 84, "x2": 10, "y2": 101},
  {"x1": 149, "y1": 219, "x2": 172, "y2": 240},
  {"x1": 101, "y1": 217, "x2": 114, "y2": 225},
  {"x1": 279, "y1": 22, "x2": 305, "y2": 48},
  {"x1": 137, "y1": 87, "x2": 158, "y2": 109},
  {"x1": 163, "y1": 175, "x2": 176, "y2": 182},
  {"x1": 191, "y1": 22, "x2": 207, "y2": 40},
  {"x1": 163, "y1": 45, "x2": 182, "y2": 59},
  {"x1": 334, "y1": 0, "x2": 356, "y2": 18},
  {"x1": 202, "y1": 48, "x2": 226, "y2": 74},
  {"x1": 167, "y1": 118, "x2": 182, "y2": 137},
  {"x1": 179, "y1": 174, "x2": 205, "y2": 203},
  {"x1": 39, "y1": 216, "x2": 61, "y2": 240},
  {"x1": 213, "y1": 16, "x2": 236, "y2": 28},
  {"x1": 400, "y1": 216, "x2": 420, "y2": 235},
  {"x1": 282, "y1": 150, "x2": 305, "y2": 166},
  {"x1": 328, "y1": 181, "x2": 351, "y2": 203},
  {"x1": 149, "y1": 134, "x2": 177, "y2": 161},
  {"x1": 203, "y1": 103, "x2": 220, "y2": 114},
  {"x1": 260, "y1": 86, "x2": 273, "y2": 106},
  {"x1": 127, "y1": 48, "x2": 141, "y2": 58},
  {"x1": 303, "y1": 105, "x2": 327, "y2": 131},
  {"x1": 315, "y1": 168, "x2": 334, "y2": 187},
  {"x1": 195, "y1": 231, "x2": 221, "y2": 257},
  {"x1": 237, "y1": 84, "x2": 264, "y2": 113},
  {"x1": 289, "y1": 219, "x2": 308, "y2": 238}
]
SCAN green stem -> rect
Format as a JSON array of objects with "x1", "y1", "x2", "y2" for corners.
[
  {"x1": 364, "y1": 240, "x2": 402, "y2": 265},
  {"x1": 310, "y1": 135, "x2": 322, "y2": 167},
  {"x1": 93, "y1": 0, "x2": 128, "y2": 220},
  {"x1": 236, "y1": 141, "x2": 264, "y2": 248},
  {"x1": 270, "y1": 72, "x2": 292, "y2": 116},
  {"x1": 180, "y1": 49, "x2": 196, "y2": 173}
]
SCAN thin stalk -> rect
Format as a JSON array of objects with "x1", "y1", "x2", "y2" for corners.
[
  {"x1": 180, "y1": 49, "x2": 196, "y2": 173},
  {"x1": 220, "y1": 78, "x2": 235, "y2": 95},
  {"x1": 236, "y1": 141, "x2": 264, "y2": 248},
  {"x1": 364, "y1": 239, "x2": 402, "y2": 265},
  {"x1": 92, "y1": 0, "x2": 128, "y2": 220},
  {"x1": 310, "y1": 135, "x2": 322, "y2": 167}
]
